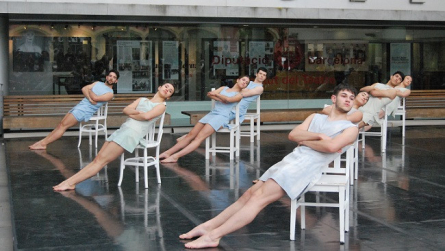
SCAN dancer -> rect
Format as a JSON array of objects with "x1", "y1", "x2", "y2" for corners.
[
  {"x1": 159, "y1": 75, "x2": 250, "y2": 163},
  {"x1": 176, "y1": 68, "x2": 267, "y2": 142},
  {"x1": 358, "y1": 71, "x2": 407, "y2": 130},
  {"x1": 180, "y1": 84, "x2": 359, "y2": 249},
  {"x1": 29, "y1": 70, "x2": 119, "y2": 150},
  {"x1": 53, "y1": 83, "x2": 174, "y2": 191},
  {"x1": 322, "y1": 91, "x2": 370, "y2": 124},
  {"x1": 384, "y1": 75, "x2": 412, "y2": 118}
]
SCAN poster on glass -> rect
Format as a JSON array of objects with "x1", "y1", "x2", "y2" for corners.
[
  {"x1": 248, "y1": 41, "x2": 274, "y2": 76},
  {"x1": 117, "y1": 40, "x2": 153, "y2": 93},
  {"x1": 12, "y1": 31, "x2": 49, "y2": 72},
  {"x1": 211, "y1": 41, "x2": 239, "y2": 79},
  {"x1": 162, "y1": 41, "x2": 180, "y2": 80}
]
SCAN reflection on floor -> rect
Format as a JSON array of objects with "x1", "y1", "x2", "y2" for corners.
[{"x1": 3, "y1": 126, "x2": 445, "y2": 250}]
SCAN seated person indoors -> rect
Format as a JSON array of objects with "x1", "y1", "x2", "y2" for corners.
[
  {"x1": 179, "y1": 84, "x2": 359, "y2": 249},
  {"x1": 358, "y1": 71, "x2": 408, "y2": 130},
  {"x1": 159, "y1": 75, "x2": 250, "y2": 163},
  {"x1": 53, "y1": 83, "x2": 174, "y2": 191},
  {"x1": 29, "y1": 69, "x2": 119, "y2": 150}
]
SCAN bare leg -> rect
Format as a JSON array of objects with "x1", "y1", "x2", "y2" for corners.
[
  {"x1": 161, "y1": 124, "x2": 215, "y2": 163},
  {"x1": 179, "y1": 180, "x2": 265, "y2": 240},
  {"x1": 159, "y1": 123, "x2": 205, "y2": 159},
  {"x1": 29, "y1": 113, "x2": 79, "y2": 150},
  {"x1": 53, "y1": 142, "x2": 124, "y2": 191},
  {"x1": 184, "y1": 179, "x2": 285, "y2": 249}
]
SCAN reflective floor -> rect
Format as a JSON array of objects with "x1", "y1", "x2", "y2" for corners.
[{"x1": 3, "y1": 126, "x2": 445, "y2": 250}]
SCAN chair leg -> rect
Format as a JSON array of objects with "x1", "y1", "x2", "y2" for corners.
[
  {"x1": 144, "y1": 152, "x2": 148, "y2": 189},
  {"x1": 118, "y1": 153, "x2": 125, "y2": 186},
  {"x1": 339, "y1": 187, "x2": 346, "y2": 244},
  {"x1": 229, "y1": 130, "x2": 234, "y2": 160},
  {"x1": 95, "y1": 127, "x2": 99, "y2": 148},
  {"x1": 256, "y1": 118, "x2": 260, "y2": 141},
  {"x1": 155, "y1": 162, "x2": 161, "y2": 184},
  {"x1": 78, "y1": 125, "x2": 82, "y2": 148},
  {"x1": 205, "y1": 137, "x2": 210, "y2": 159},
  {"x1": 300, "y1": 196, "x2": 306, "y2": 230},
  {"x1": 250, "y1": 119, "x2": 254, "y2": 143},
  {"x1": 290, "y1": 199, "x2": 297, "y2": 240}
]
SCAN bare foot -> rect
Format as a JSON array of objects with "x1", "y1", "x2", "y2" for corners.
[
  {"x1": 184, "y1": 234, "x2": 220, "y2": 249},
  {"x1": 159, "y1": 152, "x2": 170, "y2": 160},
  {"x1": 252, "y1": 179, "x2": 259, "y2": 184},
  {"x1": 29, "y1": 142, "x2": 46, "y2": 150},
  {"x1": 53, "y1": 181, "x2": 75, "y2": 191},
  {"x1": 176, "y1": 134, "x2": 187, "y2": 142},
  {"x1": 161, "y1": 155, "x2": 178, "y2": 163},
  {"x1": 179, "y1": 225, "x2": 209, "y2": 240}
]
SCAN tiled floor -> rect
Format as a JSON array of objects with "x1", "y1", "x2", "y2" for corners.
[{"x1": 2, "y1": 125, "x2": 445, "y2": 250}]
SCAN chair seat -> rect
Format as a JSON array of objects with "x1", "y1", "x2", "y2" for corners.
[
  {"x1": 78, "y1": 103, "x2": 108, "y2": 148},
  {"x1": 315, "y1": 175, "x2": 348, "y2": 186}
]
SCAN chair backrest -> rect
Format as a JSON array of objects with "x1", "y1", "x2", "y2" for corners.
[
  {"x1": 321, "y1": 146, "x2": 353, "y2": 176},
  {"x1": 397, "y1": 97, "x2": 406, "y2": 113},
  {"x1": 255, "y1": 95, "x2": 261, "y2": 115},
  {"x1": 143, "y1": 111, "x2": 166, "y2": 148},
  {"x1": 95, "y1": 102, "x2": 108, "y2": 118}
]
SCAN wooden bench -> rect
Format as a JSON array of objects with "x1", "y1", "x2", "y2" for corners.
[
  {"x1": 3, "y1": 94, "x2": 170, "y2": 131},
  {"x1": 182, "y1": 108, "x2": 320, "y2": 125},
  {"x1": 182, "y1": 90, "x2": 445, "y2": 125},
  {"x1": 406, "y1": 90, "x2": 445, "y2": 119}
]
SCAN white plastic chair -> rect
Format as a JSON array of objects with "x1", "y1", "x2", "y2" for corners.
[
  {"x1": 240, "y1": 96, "x2": 260, "y2": 142},
  {"x1": 359, "y1": 105, "x2": 388, "y2": 153},
  {"x1": 78, "y1": 102, "x2": 108, "y2": 148},
  {"x1": 393, "y1": 97, "x2": 406, "y2": 138},
  {"x1": 118, "y1": 112, "x2": 166, "y2": 189},
  {"x1": 290, "y1": 146, "x2": 353, "y2": 244},
  {"x1": 205, "y1": 89, "x2": 241, "y2": 160}
]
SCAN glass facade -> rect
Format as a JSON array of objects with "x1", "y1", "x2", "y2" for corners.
[{"x1": 8, "y1": 23, "x2": 445, "y2": 110}]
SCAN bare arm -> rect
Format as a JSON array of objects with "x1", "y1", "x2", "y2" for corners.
[
  {"x1": 207, "y1": 86, "x2": 243, "y2": 103},
  {"x1": 321, "y1": 105, "x2": 332, "y2": 115},
  {"x1": 288, "y1": 114, "x2": 331, "y2": 144},
  {"x1": 396, "y1": 88, "x2": 411, "y2": 97},
  {"x1": 82, "y1": 81, "x2": 114, "y2": 103},
  {"x1": 123, "y1": 98, "x2": 166, "y2": 121},
  {"x1": 240, "y1": 85, "x2": 264, "y2": 98},
  {"x1": 369, "y1": 88, "x2": 397, "y2": 99},
  {"x1": 300, "y1": 126, "x2": 358, "y2": 153},
  {"x1": 88, "y1": 89, "x2": 114, "y2": 102},
  {"x1": 82, "y1": 82, "x2": 97, "y2": 104},
  {"x1": 360, "y1": 83, "x2": 378, "y2": 93},
  {"x1": 347, "y1": 110, "x2": 363, "y2": 124}
]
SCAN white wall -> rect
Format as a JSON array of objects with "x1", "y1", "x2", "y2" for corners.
[
  {"x1": 0, "y1": 0, "x2": 443, "y2": 11},
  {"x1": 1, "y1": 0, "x2": 445, "y2": 22}
]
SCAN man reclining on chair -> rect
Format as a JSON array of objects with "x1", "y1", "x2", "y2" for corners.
[
  {"x1": 29, "y1": 69, "x2": 119, "y2": 150},
  {"x1": 358, "y1": 71, "x2": 410, "y2": 130},
  {"x1": 179, "y1": 84, "x2": 359, "y2": 249}
]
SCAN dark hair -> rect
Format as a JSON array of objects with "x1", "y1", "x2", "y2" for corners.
[
  {"x1": 333, "y1": 84, "x2": 357, "y2": 96},
  {"x1": 392, "y1": 71, "x2": 405, "y2": 81},
  {"x1": 256, "y1": 67, "x2": 268, "y2": 75},
  {"x1": 161, "y1": 82, "x2": 176, "y2": 92},
  {"x1": 107, "y1": 69, "x2": 120, "y2": 79}
]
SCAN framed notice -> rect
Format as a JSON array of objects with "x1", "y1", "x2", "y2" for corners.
[
  {"x1": 390, "y1": 43, "x2": 411, "y2": 75},
  {"x1": 162, "y1": 41, "x2": 180, "y2": 80},
  {"x1": 117, "y1": 40, "x2": 153, "y2": 93},
  {"x1": 211, "y1": 40, "x2": 239, "y2": 78},
  {"x1": 248, "y1": 41, "x2": 274, "y2": 77}
]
